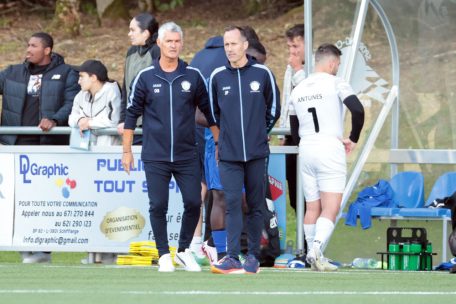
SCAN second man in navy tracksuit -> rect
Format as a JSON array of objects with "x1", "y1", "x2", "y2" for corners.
[
  {"x1": 122, "y1": 22, "x2": 217, "y2": 273},
  {"x1": 209, "y1": 26, "x2": 280, "y2": 274}
]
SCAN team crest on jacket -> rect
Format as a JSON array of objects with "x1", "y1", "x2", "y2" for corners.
[
  {"x1": 250, "y1": 81, "x2": 260, "y2": 92},
  {"x1": 181, "y1": 80, "x2": 191, "y2": 92}
]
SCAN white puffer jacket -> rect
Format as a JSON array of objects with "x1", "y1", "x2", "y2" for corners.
[{"x1": 68, "y1": 81, "x2": 121, "y2": 146}]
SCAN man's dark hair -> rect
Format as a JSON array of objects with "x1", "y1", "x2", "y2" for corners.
[
  {"x1": 31, "y1": 32, "x2": 54, "y2": 50},
  {"x1": 241, "y1": 25, "x2": 266, "y2": 56},
  {"x1": 247, "y1": 39, "x2": 266, "y2": 56},
  {"x1": 134, "y1": 13, "x2": 159, "y2": 46},
  {"x1": 224, "y1": 25, "x2": 247, "y2": 40},
  {"x1": 242, "y1": 25, "x2": 260, "y2": 43},
  {"x1": 285, "y1": 24, "x2": 304, "y2": 39},
  {"x1": 315, "y1": 43, "x2": 342, "y2": 63}
]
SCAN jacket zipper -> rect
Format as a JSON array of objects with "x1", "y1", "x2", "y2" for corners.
[
  {"x1": 237, "y1": 69, "x2": 247, "y2": 162},
  {"x1": 169, "y1": 82, "x2": 174, "y2": 162}
]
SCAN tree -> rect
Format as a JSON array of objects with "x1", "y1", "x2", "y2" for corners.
[
  {"x1": 52, "y1": 0, "x2": 81, "y2": 36},
  {"x1": 96, "y1": 0, "x2": 129, "y2": 20}
]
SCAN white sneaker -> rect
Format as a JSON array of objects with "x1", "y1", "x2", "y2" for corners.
[
  {"x1": 22, "y1": 252, "x2": 51, "y2": 264},
  {"x1": 158, "y1": 253, "x2": 175, "y2": 272},
  {"x1": 202, "y1": 241, "x2": 218, "y2": 265},
  {"x1": 174, "y1": 249, "x2": 202, "y2": 272},
  {"x1": 20, "y1": 252, "x2": 33, "y2": 261},
  {"x1": 306, "y1": 248, "x2": 317, "y2": 271},
  {"x1": 313, "y1": 247, "x2": 338, "y2": 272}
]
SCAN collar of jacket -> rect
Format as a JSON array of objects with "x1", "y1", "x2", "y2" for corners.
[
  {"x1": 82, "y1": 81, "x2": 117, "y2": 103},
  {"x1": 137, "y1": 42, "x2": 157, "y2": 56},
  {"x1": 225, "y1": 55, "x2": 256, "y2": 72},
  {"x1": 24, "y1": 52, "x2": 65, "y2": 73},
  {"x1": 152, "y1": 58, "x2": 188, "y2": 80}
]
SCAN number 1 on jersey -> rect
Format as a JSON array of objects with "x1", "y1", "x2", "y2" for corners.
[{"x1": 307, "y1": 107, "x2": 320, "y2": 133}]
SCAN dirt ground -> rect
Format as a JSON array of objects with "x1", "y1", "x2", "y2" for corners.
[{"x1": 0, "y1": 1, "x2": 304, "y2": 90}]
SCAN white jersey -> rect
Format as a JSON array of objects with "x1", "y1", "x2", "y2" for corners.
[{"x1": 290, "y1": 72, "x2": 354, "y2": 140}]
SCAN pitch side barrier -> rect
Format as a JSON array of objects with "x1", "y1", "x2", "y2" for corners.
[{"x1": 0, "y1": 128, "x2": 292, "y2": 254}]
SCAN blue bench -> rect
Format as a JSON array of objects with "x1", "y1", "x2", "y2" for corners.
[{"x1": 351, "y1": 172, "x2": 455, "y2": 262}]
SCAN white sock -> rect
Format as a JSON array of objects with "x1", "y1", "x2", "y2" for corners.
[
  {"x1": 190, "y1": 236, "x2": 202, "y2": 252},
  {"x1": 313, "y1": 217, "x2": 335, "y2": 250},
  {"x1": 303, "y1": 224, "x2": 316, "y2": 253}
]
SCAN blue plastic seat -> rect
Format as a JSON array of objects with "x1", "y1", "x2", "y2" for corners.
[
  {"x1": 405, "y1": 172, "x2": 456, "y2": 218},
  {"x1": 370, "y1": 171, "x2": 424, "y2": 217},
  {"x1": 390, "y1": 171, "x2": 425, "y2": 208},
  {"x1": 425, "y1": 172, "x2": 456, "y2": 207}
]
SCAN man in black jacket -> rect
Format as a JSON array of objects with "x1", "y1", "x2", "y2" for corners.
[
  {"x1": 209, "y1": 26, "x2": 281, "y2": 274},
  {"x1": 122, "y1": 22, "x2": 217, "y2": 273},
  {"x1": 0, "y1": 32, "x2": 79, "y2": 145},
  {"x1": 0, "y1": 32, "x2": 79, "y2": 263}
]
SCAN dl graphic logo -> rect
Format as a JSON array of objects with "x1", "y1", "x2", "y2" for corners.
[{"x1": 55, "y1": 177, "x2": 77, "y2": 198}]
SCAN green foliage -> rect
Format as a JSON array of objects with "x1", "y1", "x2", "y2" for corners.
[
  {"x1": 80, "y1": 0, "x2": 98, "y2": 15},
  {"x1": 154, "y1": 0, "x2": 184, "y2": 12}
]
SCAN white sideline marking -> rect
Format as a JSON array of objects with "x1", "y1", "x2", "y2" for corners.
[
  {"x1": 1, "y1": 290, "x2": 456, "y2": 296},
  {"x1": 123, "y1": 291, "x2": 456, "y2": 295},
  {"x1": 0, "y1": 290, "x2": 68, "y2": 294}
]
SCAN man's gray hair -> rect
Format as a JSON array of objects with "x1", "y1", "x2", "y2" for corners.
[{"x1": 158, "y1": 22, "x2": 183, "y2": 41}]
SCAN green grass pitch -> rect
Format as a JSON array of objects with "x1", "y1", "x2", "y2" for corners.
[{"x1": 0, "y1": 263, "x2": 455, "y2": 304}]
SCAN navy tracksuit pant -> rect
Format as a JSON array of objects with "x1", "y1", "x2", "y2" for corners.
[
  {"x1": 219, "y1": 157, "x2": 266, "y2": 259},
  {"x1": 143, "y1": 159, "x2": 202, "y2": 257}
]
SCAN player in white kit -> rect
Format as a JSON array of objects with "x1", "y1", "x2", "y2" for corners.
[{"x1": 290, "y1": 43, "x2": 364, "y2": 271}]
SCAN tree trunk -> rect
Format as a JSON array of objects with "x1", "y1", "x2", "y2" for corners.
[
  {"x1": 52, "y1": 0, "x2": 81, "y2": 37},
  {"x1": 96, "y1": 0, "x2": 129, "y2": 20}
]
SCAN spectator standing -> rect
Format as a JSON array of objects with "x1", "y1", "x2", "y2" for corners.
[
  {"x1": 117, "y1": 12, "x2": 160, "y2": 144},
  {"x1": 278, "y1": 24, "x2": 306, "y2": 213},
  {"x1": 0, "y1": 32, "x2": 79, "y2": 263}
]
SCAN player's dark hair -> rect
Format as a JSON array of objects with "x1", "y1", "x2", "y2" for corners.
[
  {"x1": 224, "y1": 25, "x2": 247, "y2": 41},
  {"x1": 31, "y1": 32, "x2": 54, "y2": 50},
  {"x1": 285, "y1": 24, "x2": 304, "y2": 39},
  {"x1": 315, "y1": 43, "x2": 342, "y2": 63}
]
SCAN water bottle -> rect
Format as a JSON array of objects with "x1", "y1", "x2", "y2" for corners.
[
  {"x1": 409, "y1": 242, "x2": 422, "y2": 271},
  {"x1": 388, "y1": 241, "x2": 400, "y2": 270},
  {"x1": 402, "y1": 242, "x2": 411, "y2": 270},
  {"x1": 424, "y1": 243, "x2": 433, "y2": 271},
  {"x1": 352, "y1": 258, "x2": 379, "y2": 269}
]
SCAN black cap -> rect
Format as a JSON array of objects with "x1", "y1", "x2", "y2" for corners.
[{"x1": 73, "y1": 60, "x2": 108, "y2": 82}]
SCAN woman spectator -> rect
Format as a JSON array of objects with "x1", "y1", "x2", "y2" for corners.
[{"x1": 117, "y1": 13, "x2": 160, "y2": 144}]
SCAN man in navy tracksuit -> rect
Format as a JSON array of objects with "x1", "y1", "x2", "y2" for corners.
[
  {"x1": 209, "y1": 26, "x2": 280, "y2": 274},
  {"x1": 122, "y1": 22, "x2": 217, "y2": 273}
]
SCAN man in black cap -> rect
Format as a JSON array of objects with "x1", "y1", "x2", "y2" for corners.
[{"x1": 69, "y1": 59, "x2": 122, "y2": 147}]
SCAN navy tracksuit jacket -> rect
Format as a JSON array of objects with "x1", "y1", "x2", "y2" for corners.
[
  {"x1": 124, "y1": 58, "x2": 215, "y2": 255},
  {"x1": 209, "y1": 57, "x2": 281, "y2": 162},
  {"x1": 208, "y1": 57, "x2": 281, "y2": 258},
  {"x1": 125, "y1": 58, "x2": 215, "y2": 162}
]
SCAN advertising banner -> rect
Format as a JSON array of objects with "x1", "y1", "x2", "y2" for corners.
[
  {"x1": 13, "y1": 153, "x2": 183, "y2": 251},
  {"x1": 267, "y1": 154, "x2": 286, "y2": 250},
  {"x1": 0, "y1": 154, "x2": 15, "y2": 246},
  {"x1": 9, "y1": 151, "x2": 287, "y2": 252}
]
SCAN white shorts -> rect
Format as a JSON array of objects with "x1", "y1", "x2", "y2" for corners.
[{"x1": 298, "y1": 136, "x2": 346, "y2": 201}]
